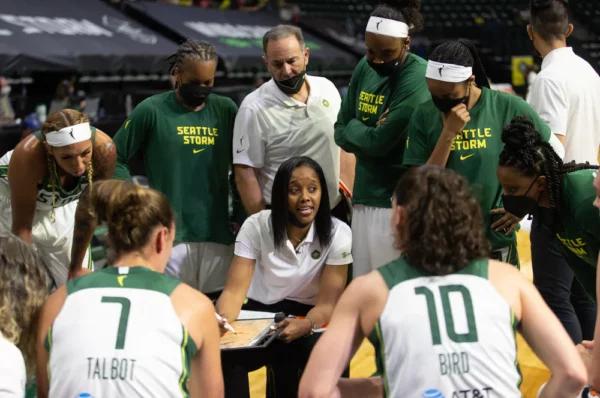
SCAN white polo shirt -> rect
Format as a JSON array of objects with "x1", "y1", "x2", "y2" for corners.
[
  {"x1": 233, "y1": 75, "x2": 342, "y2": 208},
  {"x1": 528, "y1": 47, "x2": 600, "y2": 164},
  {"x1": 235, "y1": 210, "x2": 352, "y2": 305}
]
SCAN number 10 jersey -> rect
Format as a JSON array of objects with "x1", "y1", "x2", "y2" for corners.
[
  {"x1": 46, "y1": 266, "x2": 197, "y2": 398},
  {"x1": 369, "y1": 257, "x2": 521, "y2": 398}
]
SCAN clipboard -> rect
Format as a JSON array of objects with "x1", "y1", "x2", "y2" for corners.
[{"x1": 220, "y1": 318, "x2": 282, "y2": 351}]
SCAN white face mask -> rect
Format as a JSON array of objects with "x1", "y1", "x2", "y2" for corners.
[{"x1": 1, "y1": 86, "x2": 10, "y2": 96}]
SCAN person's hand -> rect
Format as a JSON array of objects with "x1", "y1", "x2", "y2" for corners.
[
  {"x1": 273, "y1": 318, "x2": 312, "y2": 343},
  {"x1": 68, "y1": 267, "x2": 92, "y2": 280},
  {"x1": 490, "y1": 208, "x2": 522, "y2": 235},
  {"x1": 376, "y1": 108, "x2": 390, "y2": 127},
  {"x1": 577, "y1": 343, "x2": 593, "y2": 372},
  {"x1": 217, "y1": 313, "x2": 229, "y2": 337},
  {"x1": 441, "y1": 104, "x2": 470, "y2": 138}
]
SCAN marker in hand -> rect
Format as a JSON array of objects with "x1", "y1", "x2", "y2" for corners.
[{"x1": 215, "y1": 313, "x2": 237, "y2": 335}]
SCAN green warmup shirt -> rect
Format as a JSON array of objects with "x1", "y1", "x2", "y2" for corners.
[
  {"x1": 536, "y1": 169, "x2": 600, "y2": 300},
  {"x1": 335, "y1": 54, "x2": 431, "y2": 208},
  {"x1": 403, "y1": 87, "x2": 552, "y2": 251},
  {"x1": 113, "y1": 91, "x2": 244, "y2": 244}
]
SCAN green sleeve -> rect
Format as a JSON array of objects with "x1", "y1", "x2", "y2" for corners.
[
  {"x1": 575, "y1": 195, "x2": 600, "y2": 239},
  {"x1": 514, "y1": 97, "x2": 552, "y2": 142},
  {"x1": 334, "y1": 59, "x2": 369, "y2": 157},
  {"x1": 112, "y1": 99, "x2": 155, "y2": 181},
  {"x1": 334, "y1": 62, "x2": 428, "y2": 158},
  {"x1": 226, "y1": 99, "x2": 247, "y2": 225},
  {"x1": 402, "y1": 106, "x2": 431, "y2": 165}
]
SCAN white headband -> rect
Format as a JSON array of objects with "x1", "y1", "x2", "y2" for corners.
[
  {"x1": 45, "y1": 122, "x2": 92, "y2": 147},
  {"x1": 365, "y1": 17, "x2": 409, "y2": 38},
  {"x1": 426, "y1": 60, "x2": 473, "y2": 83}
]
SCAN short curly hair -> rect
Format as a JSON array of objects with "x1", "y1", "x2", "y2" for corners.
[
  {"x1": 0, "y1": 232, "x2": 49, "y2": 376},
  {"x1": 393, "y1": 165, "x2": 490, "y2": 275}
]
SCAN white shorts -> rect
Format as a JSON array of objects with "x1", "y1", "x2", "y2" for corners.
[
  {"x1": 351, "y1": 205, "x2": 401, "y2": 279},
  {"x1": 0, "y1": 195, "x2": 93, "y2": 290},
  {"x1": 165, "y1": 242, "x2": 233, "y2": 294}
]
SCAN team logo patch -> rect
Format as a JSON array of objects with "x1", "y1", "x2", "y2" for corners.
[
  {"x1": 311, "y1": 250, "x2": 321, "y2": 260},
  {"x1": 342, "y1": 251, "x2": 350, "y2": 258},
  {"x1": 322, "y1": 99, "x2": 330, "y2": 108}
]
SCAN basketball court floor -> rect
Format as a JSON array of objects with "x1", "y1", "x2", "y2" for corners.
[{"x1": 248, "y1": 229, "x2": 550, "y2": 397}]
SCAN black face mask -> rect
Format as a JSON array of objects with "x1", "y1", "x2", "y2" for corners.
[
  {"x1": 502, "y1": 177, "x2": 541, "y2": 219},
  {"x1": 367, "y1": 49, "x2": 406, "y2": 77},
  {"x1": 432, "y1": 87, "x2": 470, "y2": 114},
  {"x1": 178, "y1": 81, "x2": 212, "y2": 108},
  {"x1": 274, "y1": 69, "x2": 306, "y2": 95}
]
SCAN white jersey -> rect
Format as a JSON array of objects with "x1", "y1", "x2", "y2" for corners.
[
  {"x1": 46, "y1": 266, "x2": 196, "y2": 398},
  {"x1": 372, "y1": 257, "x2": 521, "y2": 398}
]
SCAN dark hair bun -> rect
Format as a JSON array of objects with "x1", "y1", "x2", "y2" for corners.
[
  {"x1": 501, "y1": 116, "x2": 543, "y2": 152},
  {"x1": 389, "y1": 0, "x2": 421, "y2": 10}
]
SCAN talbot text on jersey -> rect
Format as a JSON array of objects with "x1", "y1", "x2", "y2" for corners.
[{"x1": 87, "y1": 357, "x2": 136, "y2": 381}]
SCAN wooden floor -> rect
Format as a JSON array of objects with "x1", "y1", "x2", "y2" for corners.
[{"x1": 248, "y1": 230, "x2": 550, "y2": 397}]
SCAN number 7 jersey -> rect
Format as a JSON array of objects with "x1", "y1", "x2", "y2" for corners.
[
  {"x1": 45, "y1": 266, "x2": 197, "y2": 398},
  {"x1": 369, "y1": 257, "x2": 521, "y2": 398}
]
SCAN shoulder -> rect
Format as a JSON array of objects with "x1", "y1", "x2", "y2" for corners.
[
  {"x1": 239, "y1": 210, "x2": 270, "y2": 234},
  {"x1": 239, "y1": 84, "x2": 272, "y2": 111},
  {"x1": 563, "y1": 169, "x2": 597, "y2": 208},
  {"x1": 308, "y1": 75, "x2": 339, "y2": 95},
  {"x1": 134, "y1": 92, "x2": 166, "y2": 113},
  {"x1": 9, "y1": 133, "x2": 46, "y2": 178},
  {"x1": 344, "y1": 270, "x2": 389, "y2": 306},
  {"x1": 402, "y1": 53, "x2": 428, "y2": 78},
  {"x1": 92, "y1": 129, "x2": 117, "y2": 174},
  {"x1": 331, "y1": 217, "x2": 352, "y2": 240}
]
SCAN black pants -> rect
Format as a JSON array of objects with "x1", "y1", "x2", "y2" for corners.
[
  {"x1": 222, "y1": 299, "x2": 350, "y2": 398},
  {"x1": 531, "y1": 226, "x2": 597, "y2": 343}
]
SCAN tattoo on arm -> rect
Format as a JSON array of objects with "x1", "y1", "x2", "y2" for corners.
[{"x1": 69, "y1": 141, "x2": 117, "y2": 273}]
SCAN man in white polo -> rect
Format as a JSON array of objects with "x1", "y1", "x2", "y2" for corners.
[
  {"x1": 233, "y1": 24, "x2": 354, "y2": 222},
  {"x1": 526, "y1": 0, "x2": 600, "y2": 346}
]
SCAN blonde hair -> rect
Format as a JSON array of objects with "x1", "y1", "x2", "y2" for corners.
[
  {"x1": 92, "y1": 180, "x2": 174, "y2": 260},
  {"x1": 41, "y1": 109, "x2": 93, "y2": 222},
  {"x1": 0, "y1": 232, "x2": 49, "y2": 376}
]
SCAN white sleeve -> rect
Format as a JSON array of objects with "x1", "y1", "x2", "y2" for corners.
[
  {"x1": 528, "y1": 76, "x2": 568, "y2": 136},
  {"x1": 232, "y1": 107, "x2": 266, "y2": 168},
  {"x1": 547, "y1": 131, "x2": 565, "y2": 160},
  {"x1": 234, "y1": 216, "x2": 261, "y2": 260},
  {"x1": 325, "y1": 221, "x2": 353, "y2": 265},
  {"x1": 0, "y1": 341, "x2": 26, "y2": 397}
]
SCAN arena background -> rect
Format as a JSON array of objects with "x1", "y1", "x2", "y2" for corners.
[{"x1": 1, "y1": 0, "x2": 599, "y2": 396}]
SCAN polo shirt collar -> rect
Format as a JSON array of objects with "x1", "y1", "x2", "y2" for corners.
[
  {"x1": 542, "y1": 47, "x2": 573, "y2": 70},
  {"x1": 268, "y1": 74, "x2": 314, "y2": 107}
]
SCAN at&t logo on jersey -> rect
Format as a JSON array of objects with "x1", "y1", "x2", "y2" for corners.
[
  {"x1": 77, "y1": 393, "x2": 94, "y2": 398},
  {"x1": 423, "y1": 389, "x2": 445, "y2": 398}
]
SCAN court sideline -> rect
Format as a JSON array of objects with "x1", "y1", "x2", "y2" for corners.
[{"x1": 248, "y1": 230, "x2": 550, "y2": 397}]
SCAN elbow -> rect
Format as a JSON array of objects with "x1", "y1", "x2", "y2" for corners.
[{"x1": 556, "y1": 363, "x2": 588, "y2": 394}]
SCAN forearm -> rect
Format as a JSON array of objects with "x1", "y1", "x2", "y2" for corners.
[
  {"x1": 339, "y1": 150, "x2": 356, "y2": 193},
  {"x1": 337, "y1": 377, "x2": 383, "y2": 398},
  {"x1": 70, "y1": 189, "x2": 97, "y2": 272},
  {"x1": 306, "y1": 304, "x2": 336, "y2": 329},
  {"x1": 235, "y1": 173, "x2": 265, "y2": 215},
  {"x1": 427, "y1": 131, "x2": 455, "y2": 166},
  {"x1": 538, "y1": 375, "x2": 585, "y2": 398},
  {"x1": 215, "y1": 290, "x2": 246, "y2": 322}
]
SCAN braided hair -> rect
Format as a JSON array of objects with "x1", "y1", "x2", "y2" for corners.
[
  {"x1": 371, "y1": 0, "x2": 424, "y2": 34},
  {"x1": 165, "y1": 39, "x2": 218, "y2": 77},
  {"x1": 429, "y1": 40, "x2": 491, "y2": 89},
  {"x1": 499, "y1": 115, "x2": 598, "y2": 210}
]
